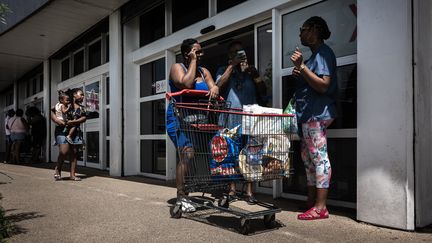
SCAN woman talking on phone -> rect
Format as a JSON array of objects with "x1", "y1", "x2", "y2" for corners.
[{"x1": 166, "y1": 38, "x2": 219, "y2": 212}]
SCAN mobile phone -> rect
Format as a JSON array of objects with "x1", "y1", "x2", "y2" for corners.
[{"x1": 236, "y1": 50, "x2": 247, "y2": 60}]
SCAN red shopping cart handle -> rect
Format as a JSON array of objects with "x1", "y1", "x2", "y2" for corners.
[{"x1": 166, "y1": 89, "x2": 224, "y2": 101}]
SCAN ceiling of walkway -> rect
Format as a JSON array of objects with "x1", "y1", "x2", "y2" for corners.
[{"x1": 0, "y1": 0, "x2": 128, "y2": 92}]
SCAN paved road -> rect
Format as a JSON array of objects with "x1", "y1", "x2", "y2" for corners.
[{"x1": 0, "y1": 163, "x2": 431, "y2": 242}]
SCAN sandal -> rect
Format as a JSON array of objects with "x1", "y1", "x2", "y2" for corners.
[
  {"x1": 245, "y1": 194, "x2": 258, "y2": 205},
  {"x1": 54, "y1": 174, "x2": 61, "y2": 181},
  {"x1": 70, "y1": 176, "x2": 81, "y2": 181},
  {"x1": 298, "y1": 207, "x2": 329, "y2": 220}
]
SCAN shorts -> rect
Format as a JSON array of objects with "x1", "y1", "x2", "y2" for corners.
[
  {"x1": 10, "y1": 132, "x2": 26, "y2": 142},
  {"x1": 54, "y1": 126, "x2": 84, "y2": 146},
  {"x1": 166, "y1": 103, "x2": 192, "y2": 148}
]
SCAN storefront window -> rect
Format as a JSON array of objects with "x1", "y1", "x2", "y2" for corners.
[
  {"x1": 89, "y1": 40, "x2": 102, "y2": 70},
  {"x1": 257, "y1": 23, "x2": 272, "y2": 107},
  {"x1": 85, "y1": 82, "x2": 100, "y2": 119},
  {"x1": 105, "y1": 34, "x2": 109, "y2": 63},
  {"x1": 86, "y1": 131, "x2": 100, "y2": 163},
  {"x1": 140, "y1": 140, "x2": 166, "y2": 175},
  {"x1": 106, "y1": 76, "x2": 110, "y2": 105},
  {"x1": 140, "y1": 57, "x2": 166, "y2": 97},
  {"x1": 5, "y1": 89, "x2": 13, "y2": 106},
  {"x1": 32, "y1": 78, "x2": 37, "y2": 95},
  {"x1": 217, "y1": 0, "x2": 247, "y2": 13},
  {"x1": 172, "y1": 0, "x2": 208, "y2": 33},
  {"x1": 139, "y1": 3, "x2": 165, "y2": 47},
  {"x1": 61, "y1": 58, "x2": 70, "y2": 81},
  {"x1": 73, "y1": 50, "x2": 84, "y2": 76},
  {"x1": 39, "y1": 74, "x2": 44, "y2": 93},
  {"x1": 282, "y1": 0, "x2": 357, "y2": 68},
  {"x1": 106, "y1": 108, "x2": 110, "y2": 136},
  {"x1": 106, "y1": 140, "x2": 110, "y2": 168},
  {"x1": 26, "y1": 80, "x2": 30, "y2": 97},
  {"x1": 140, "y1": 99, "x2": 165, "y2": 135}
]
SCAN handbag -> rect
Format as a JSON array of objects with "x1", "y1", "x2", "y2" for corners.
[{"x1": 283, "y1": 96, "x2": 299, "y2": 136}]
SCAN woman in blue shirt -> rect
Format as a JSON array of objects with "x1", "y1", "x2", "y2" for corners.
[
  {"x1": 290, "y1": 16, "x2": 337, "y2": 220},
  {"x1": 167, "y1": 38, "x2": 219, "y2": 212}
]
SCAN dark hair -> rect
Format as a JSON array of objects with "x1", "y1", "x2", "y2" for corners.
[
  {"x1": 181, "y1": 38, "x2": 198, "y2": 58},
  {"x1": 304, "y1": 16, "x2": 331, "y2": 40},
  {"x1": 58, "y1": 90, "x2": 69, "y2": 102},
  {"x1": 228, "y1": 41, "x2": 242, "y2": 51},
  {"x1": 25, "y1": 106, "x2": 41, "y2": 117},
  {"x1": 15, "y1": 108, "x2": 24, "y2": 117},
  {"x1": 7, "y1": 109, "x2": 15, "y2": 117},
  {"x1": 72, "y1": 88, "x2": 83, "y2": 96}
]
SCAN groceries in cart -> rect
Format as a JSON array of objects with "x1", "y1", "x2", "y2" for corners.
[
  {"x1": 208, "y1": 104, "x2": 293, "y2": 180},
  {"x1": 209, "y1": 125, "x2": 241, "y2": 178}
]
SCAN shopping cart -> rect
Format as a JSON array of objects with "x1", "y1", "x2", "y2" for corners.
[{"x1": 167, "y1": 89, "x2": 295, "y2": 235}]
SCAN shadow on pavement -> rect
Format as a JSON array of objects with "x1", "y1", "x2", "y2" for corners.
[
  {"x1": 16, "y1": 162, "x2": 357, "y2": 222},
  {"x1": 166, "y1": 196, "x2": 285, "y2": 235},
  {"x1": 2, "y1": 209, "x2": 45, "y2": 238}
]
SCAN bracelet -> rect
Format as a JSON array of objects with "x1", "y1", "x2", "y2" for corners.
[
  {"x1": 299, "y1": 64, "x2": 306, "y2": 72},
  {"x1": 253, "y1": 77, "x2": 263, "y2": 84}
]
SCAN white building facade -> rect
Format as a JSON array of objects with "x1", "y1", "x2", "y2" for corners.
[{"x1": 0, "y1": 0, "x2": 431, "y2": 230}]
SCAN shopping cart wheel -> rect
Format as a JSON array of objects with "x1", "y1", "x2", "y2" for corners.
[
  {"x1": 263, "y1": 214, "x2": 276, "y2": 228},
  {"x1": 239, "y1": 218, "x2": 250, "y2": 235},
  {"x1": 170, "y1": 205, "x2": 182, "y2": 219},
  {"x1": 218, "y1": 197, "x2": 229, "y2": 208}
]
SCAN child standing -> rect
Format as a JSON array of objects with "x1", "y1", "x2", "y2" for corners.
[{"x1": 55, "y1": 91, "x2": 76, "y2": 144}]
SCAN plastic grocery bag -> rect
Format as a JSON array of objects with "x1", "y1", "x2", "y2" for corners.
[{"x1": 283, "y1": 96, "x2": 299, "y2": 137}]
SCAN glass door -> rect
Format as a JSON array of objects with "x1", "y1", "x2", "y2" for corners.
[
  {"x1": 82, "y1": 77, "x2": 102, "y2": 169},
  {"x1": 279, "y1": 0, "x2": 357, "y2": 206},
  {"x1": 139, "y1": 57, "x2": 167, "y2": 176}
]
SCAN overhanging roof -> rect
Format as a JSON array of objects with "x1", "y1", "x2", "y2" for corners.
[{"x1": 0, "y1": 0, "x2": 128, "y2": 92}]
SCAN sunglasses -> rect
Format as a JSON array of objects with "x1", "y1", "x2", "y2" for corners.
[
  {"x1": 196, "y1": 50, "x2": 204, "y2": 57},
  {"x1": 299, "y1": 27, "x2": 310, "y2": 33}
]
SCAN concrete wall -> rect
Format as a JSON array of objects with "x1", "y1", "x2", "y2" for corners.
[
  {"x1": 413, "y1": 0, "x2": 432, "y2": 228},
  {"x1": 357, "y1": 0, "x2": 415, "y2": 230}
]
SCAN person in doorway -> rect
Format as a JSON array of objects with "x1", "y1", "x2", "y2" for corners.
[
  {"x1": 215, "y1": 41, "x2": 267, "y2": 205},
  {"x1": 51, "y1": 88, "x2": 87, "y2": 181},
  {"x1": 26, "y1": 107, "x2": 46, "y2": 163},
  {"x1": 290, "y1": 16, "x2": 337, "y2": 220},
  {"x1": 54, "y1": 90, "x2": 77, "y2": 144},
  {"x1": 3, "y1": 109, "x2": 15, "y2": 163},
  {"x1": 166, "y1": 38, "x2": 219, "y2": 212},
  {"x1": 8, "y1": 108, "x2": 29, "y2": 164}
]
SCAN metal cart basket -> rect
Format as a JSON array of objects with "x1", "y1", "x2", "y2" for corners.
[{"x1": 167, "y1": 89, "x2": 295, "y2": 234}]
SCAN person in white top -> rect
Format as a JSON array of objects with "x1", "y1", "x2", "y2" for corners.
[
  {"x1": 3, "y1": 109, "x2": 15, "y2": 163},
  {"x1": 8, "y1": 108, "x2": 29, "y2": 164}
]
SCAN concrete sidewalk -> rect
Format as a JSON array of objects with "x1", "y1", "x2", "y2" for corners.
[{"x1": 0, "y1": 163, "x2": 431, "y2": 242}]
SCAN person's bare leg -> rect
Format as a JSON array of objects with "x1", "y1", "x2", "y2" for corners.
[
  {"x1": 229, "y1": 182, "x2": 236, "y2": 196},
  {"x1": 245, "y1": 182, "x2": 253, "y2": 196},
  {"x1": 69, "y1": 146, "x2": 78, "y2": 179},
  {"x1": 315, "y1": 188, "x2": 328, "y2": 209},
  {"x1": 15, "y1": 141, "x2": 22, "y2": 163},
  {"x1": 176, "y1": 147, "x2": 193, "y2": 196},
  {"x1": 68, "y1": 127, "x2": 76, "y2": 140},
  {"x1": 176, "y1": 157, "x2": 186, "y2": 196},
  {"x1": 307, "y1": 186, "x2": 316, "y2": 208},
  {"x1": 10, "y1": 142, "x2": 16, "y2": 163},
  {"x1": 55, "y1": 144, "x2": 69, "y2": 178},
  {"x1": 5, "y1": 139, "x2": 12, "y2": 163}
]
